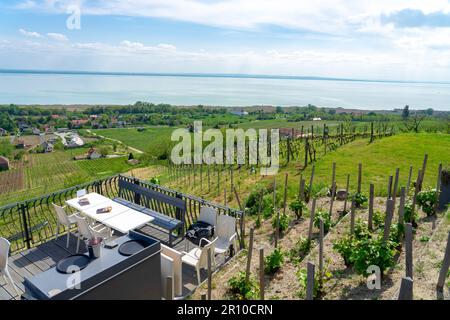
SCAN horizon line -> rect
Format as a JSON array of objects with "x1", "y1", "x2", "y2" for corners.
[{"x1": 1, "y1": 68, "x2": 450, "y2": 86}]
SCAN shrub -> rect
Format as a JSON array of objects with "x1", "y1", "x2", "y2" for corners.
[
  {"x1": 353, "y1": 219, "x2": 371, "y2": 240},
  {"x1": 373, "y1": 210, "x2": 385, "y2": 229},
  {"x1": 228, "y1": 271, "x2": 259, "y2": 300},
  {"x1": 271, "y1": 211, "x2": 291, "y2": 233},
  {"x1": 289, "y1": 237, "x2": 312, "y2": 263},
  {"x1": 313, "y1": 210, "x2": 332, "y2": 233},
  {"x1": 289, "y1": 199, "x2": 308, "y2": 219},
  {"x1": 351, "y1": 237, "x2": 398, "y2": 276},
  {"x1": 150, "y1": 177, "x2": 160, "y2": 185},
  {"x1": 389, "y1": 223, "x2": 404, "y2": 246},
  {"x1": 264, "y1": 248, "x2": 284, "y2": 274},
  {"x1": 333, "y1": 235, "x2": 357, "y2": 267},
  {"x1": 403, "y1": 200, "x2": 418, "y2": 225},
  {"x1": 351, "y1": 192, "x2": 368, "y2": 208},
  {"x1": 416, "y1": 189, "x2": 438, "y2": 217}
]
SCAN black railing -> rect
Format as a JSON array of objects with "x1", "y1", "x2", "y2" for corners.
[{"x1": 0, "y1": 174, "x2": 244, "y2": 254}]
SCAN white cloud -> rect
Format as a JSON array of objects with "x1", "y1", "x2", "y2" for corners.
[
  {"x1": 19, "y1": 28, "x2": 42, "y2": 38},
  {"x1": 18, "y1": 0, "x2": 450, "y2": 34},
  {"x1": 47, "y1": 33, "x2": 68, "y2": 41}
]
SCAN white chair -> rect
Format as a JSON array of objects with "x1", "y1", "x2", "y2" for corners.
[
  {"x1": 53, "y1": 203, "x2": 78, "y2": 248},
  {"x1": 215, "y1": 214, "x2": 238, "y2": 258},
  {"x1": 73, "y1": 215, "x2": 112, "y2": 253},
  {"x1": 182, "y1": 237, "x2": 217, "y2": 285},
  {"x1": 198, "y1": 206, "x2": 218, "y2": 229},
  {"x1": 76, "y1": 189, "x2": 87, "y2": 198},
  {"x1": 161, "y1": 254, "x2": 174, "y2": 300},
  {"x1": 0, "y1": 237, "x2": 20, "y2": 297},
  {"x1": 161, "y1": 244, "x2": 183, "y2": 297}
]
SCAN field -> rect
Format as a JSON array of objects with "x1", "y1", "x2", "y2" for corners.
[
  {"x1": 91, "y1": 127, "x2": 176, "y2": 157},
  {"x1": 0, "y1": 150, "x2": 137, "y2": 206}
]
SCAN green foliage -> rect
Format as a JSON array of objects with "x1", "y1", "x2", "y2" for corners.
[
  {"x1": 416, "y1": 189, "x2": 437, "y2": 217},
  {"x1": 150, "y1": 177, "x2": 160, "y2": 185},
  {"x1": 264, "y1": 248, "x2": 284, "y2": 274},
  {"x1": 419, "y1": 235, "x2": 430, "y2": 243},
  {"x1": 373, "y1": 210, "x2": 385, "y2": 229},
  {"x1": 0, "y1": 139, "x2": 13, "y2": 157},
  {"x1": 313, "y1": 209, "x2": 332, "y2": 233},
  {"x1": 333, "y1": 235, "x2": 358, "y2": 267},
  {"x1": 351, "y1": 237, "x2": 398, "y2": 276},
  {"x1": 289, "y1": 237, "x2": 312, "y2": 263},
  {"x1": 403, "y1": 200, "x2": 418, "y2": 223},
  {"x1": 271, "y1": 211, "x2": 291, "y2": 233},
  {"x1": 289, "y1": 199, "x2": 308, "y2": 219},
  {"x1": 296, "y1": 268, "x2": 320, "y2": 299},
  {"x1": 351, "y1": 192, "x2": 368, "y2": 208},
  {"x1": 227, "y1": 271, "x2": 259, "y2": 300},
  {"x1": 389, "y1": 223, "x2": 404, "y2": 246}
]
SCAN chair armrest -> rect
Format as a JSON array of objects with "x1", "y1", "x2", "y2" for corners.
[
  {"x1": 198, "y1": 237, "x2": 212, "y2": 247},
  {"x1": 228, "y1": 233, "x2": 237, "y2": 242},
  {"x1": 181, "y1": 251, "x2": 199, "y2": 260}
]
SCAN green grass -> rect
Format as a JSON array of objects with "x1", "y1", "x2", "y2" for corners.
[
  {"x1": 77, "y1": 156, "x2": 132, "y2": 178},
  {"x1": 93, "y1": 126, "x2": 177, "y2": 157},
  {"x1": 298, "y1": 133, "x2": 450, "y2": 196}
]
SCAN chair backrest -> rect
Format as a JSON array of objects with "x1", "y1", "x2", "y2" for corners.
[
  {"x1": 73, "y1": 216, "x2": 93, "y2": 240},
  {"x1": 199, "y1": 206, "x2": 217, "y2": 228},
  {"x1": 77, "y1": 189, "x2": 87, "y2": 198},
  {"x1": 217, "y1": 214, "x2": 236, "y2": 240},
  {"x1": 0, "y1": 237, "x2": 10, "y2": 270},
  {"x1": 118, "y1": 177, "x2": 186, "y2": 222},
  {"x1": 198, "y1": 237, "x2": 217, "y2": 269},
  {"x1": 161, "y1": 253, "x2": 174, "y2": 299},
  {"x1": 53, "y1": 203, "x2": 71, "y2": 226},
  {"x1": 161, "y1": 244, "x2": 183, "y2": 297}
]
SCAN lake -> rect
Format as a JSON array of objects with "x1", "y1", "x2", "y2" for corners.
[{"x1": 0, "y1": 71, "x2": 449, "y2": 110}]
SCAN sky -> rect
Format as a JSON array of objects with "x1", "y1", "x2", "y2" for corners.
[{"x1": 1, "y1": 0, "x2": 450, "y2": 81}]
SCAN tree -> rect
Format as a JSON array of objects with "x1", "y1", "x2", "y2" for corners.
[
  {"x1": 426, "y1": 108, "x2": 433, "y2": 116},
  {"x1": 404, "y1": 112, "x2": 425, "y2": 133},
  {"x1": 402, "y1": 105, "x2": 410, "y2": 120}
]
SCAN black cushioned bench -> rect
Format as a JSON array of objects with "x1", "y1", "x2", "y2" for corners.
[{"x1": 113, "y1": 178, "x2": 186, "y2": 246}]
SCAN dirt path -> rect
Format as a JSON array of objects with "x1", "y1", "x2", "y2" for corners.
[{"x1": 85, "y1": 129, "x2": 144, "y2": 154}]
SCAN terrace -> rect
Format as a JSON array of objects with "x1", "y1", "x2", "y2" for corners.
[{"x1": 0, "y1": 175, "x2": 244, "y2": 300}]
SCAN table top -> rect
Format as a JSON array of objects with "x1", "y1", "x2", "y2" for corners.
[{"x1": 66, "y1": 192, "x2": 154, "y2": 233}]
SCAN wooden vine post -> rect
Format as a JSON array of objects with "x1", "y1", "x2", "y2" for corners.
[
  {"x1": 398, "y1": 277, "x2": 413, "y2": 300},
  {"x1": 419, "y1": 154, "x2": 428, "y2": 191},
  {"x1": 207, "y1": 247, "x2": 212, "y2": 300},
  {"x1": 306, "y1": 262, "x2": 315, "y2": 300},
  {"x1": 233, "y1": 186, "x2": 245, "y2": 248},
  {"x1": 405, "y1": 223, "x2": 413, "y2": 279},
  {"x1": 398, "y1": 187, "x2": 406, "y2": 225},
  {"x1": 406, "y1": 165, "x2": 413, "y2": 194},
  {"x1": 357, "y1": 163, "x2": 362, "y2": 193},
  {"x1": 392, "y1": 168, "x2": 400, "y2": 210},
  {"x1": 308, "y1": 164, "x2": 315, "y2": 201},
  {"x1": 259, "y1": 248, "x2": 265, "y2": 300},
  {"x1": 308, "y1": 198, "x2": 316, "y2": 240},
  {"x1": 343, "y1": 174, "x2": 350, "y2": 214},
  {"x1": 437, "y1": 232, "x2": 450, "y2": 290},
  {"x1": 245, "y1": 228, "x2": 255, "y2": 284},
  {"x1": 434, "y1": 163, "x2": 442, "y2": 214},
  {"x1": 383, "y1": 199, "x2": 395, "y2": 242},
  {"x1": 350, "y1": 197, "x2": 356, "y2": 235},
  {"x1": 368, "y1": 184, "x2": 374, "y2": 230},
  {"x1": 319, "y1": 218, "x2": 324, "y2": 286}
]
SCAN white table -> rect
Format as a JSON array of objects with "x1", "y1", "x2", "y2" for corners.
[{"x1": 66, "y1": 192, "x2": 154, "y2": 234}]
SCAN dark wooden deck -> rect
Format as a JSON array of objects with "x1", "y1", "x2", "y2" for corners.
[{"x1": 1, "y1": 226, "x2": 226, "y2": 300}]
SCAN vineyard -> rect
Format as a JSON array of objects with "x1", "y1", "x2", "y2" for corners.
[
  {"x1": 0, "y1": 150, "x2": 137, "y2": 205},
  {"x1": 129, "y1": 132, "x2": 450, "y2": 300}
]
